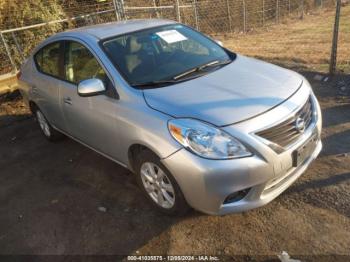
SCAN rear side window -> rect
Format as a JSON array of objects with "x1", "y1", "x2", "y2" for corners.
[{"x1": 34, "y1": 42, "x2": 61, "y2": 78}]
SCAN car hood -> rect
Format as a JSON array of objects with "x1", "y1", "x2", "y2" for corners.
[{"x1": 143, "y1": 55, "x2": 303, "y2": 126}]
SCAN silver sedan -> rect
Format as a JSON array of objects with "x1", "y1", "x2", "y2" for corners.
[{"x1": 19, "y1": 19, "x2": 322, "y2": 215}]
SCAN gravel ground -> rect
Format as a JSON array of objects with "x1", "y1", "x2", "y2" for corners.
[{"x1": 0, "y1": 73, "x2": 349, "y2": 261}]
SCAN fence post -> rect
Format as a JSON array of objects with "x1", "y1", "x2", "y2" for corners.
[
  {"x1": 276, "y1": 0, "x2": 279, "y2": 24},
  {"x1": 113, "y1": 0, "x2": 126, "y2": 20},
  {"x1": 11, "y1": 32, "x2": 25, "y2": 62},
  {"x1": 152, "y1": 0, "x2": 160, "y2": 18},
  {"x1": 300, "y1": 0, "x2": 304, "y2": 19},
  {"x1": 175, "y1": 0, "x2": 181, "y2": 22},
  {"x1": 0, "y1": 32, "x2": 17, "y2": 72},
  {"x1": 329, "y1": 0, "x2": 341, "y2": 75},
  {"x1": 289, "y1": 0, "x2": 291, "y2": 16},
  {"x1": 226, "y1": 0, "x2": 233, "y2": 33},
  {"x1": 121, "y1": 0, "x2": 126, "y2": 20},
  {"x1": 262, "y1": 0, "x2": 265, "y2": 26},
  {"x1": 112, "y1": 0, "x2": 120, "y2": 20},
  {"x1": 243, "y1": 0, "x2": 246, "y2": 33},
  {"x1": 193, "y1": 0, "x2": 199, "y2": 30}
]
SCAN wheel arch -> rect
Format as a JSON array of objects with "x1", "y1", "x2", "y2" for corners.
[
  {"x1": 29, "y1": 100, "x2": 38, "y2": 113},
  {"x1": 127, "y1": 143, "x2": 157, "y2": 173}
]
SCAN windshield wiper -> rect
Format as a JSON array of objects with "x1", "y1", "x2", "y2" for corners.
[
  {"x1": 132, "y1": 59, "x2": 232, "y2": 88},
  {"x1": 132, "y1": 79, "x2": 178, "y2": 88},
  {"x1": 173, "y1": 59, "x2": 232, "y2": 80}
]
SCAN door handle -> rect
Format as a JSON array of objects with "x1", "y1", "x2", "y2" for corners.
[
  {"x1": 63, "y1": 97, "x2": 72, "y2": 105},
  {"x1": 32, "y1": 86, "x2": 38, "y2": 94}
]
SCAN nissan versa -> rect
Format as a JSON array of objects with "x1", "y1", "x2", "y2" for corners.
[{"x1": 19, "y1": 19, "x2": 322, "y2": 215}]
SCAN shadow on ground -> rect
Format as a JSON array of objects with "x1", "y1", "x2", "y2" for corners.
[{"x1": 0, "y1": 113, "x2": 186, "y2": 255}]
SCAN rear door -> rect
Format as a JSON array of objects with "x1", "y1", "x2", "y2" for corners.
[
  {"x1": 32, "y1": 41, "x2": 67, "y2": 130},
  {"x1": 60, "y1": 39, "x2": 120, "y2": 158}
]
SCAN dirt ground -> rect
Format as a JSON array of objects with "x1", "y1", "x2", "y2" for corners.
[
  {"x1": 0, "y1": 71, "x2": 349, "y2": 261},
  {"x1": 219, "y1": 6, "x2": 350, "y2": 73},
  {"x1": 0, "y1": 74, "x2": 18, "y2": 96}
]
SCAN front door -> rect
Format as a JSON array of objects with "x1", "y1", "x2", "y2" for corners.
[{"x1": 60, "y1": 40, "x2": 120, "y2": 158}]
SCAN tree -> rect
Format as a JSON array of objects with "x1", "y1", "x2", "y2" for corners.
[{"x1": 0, "y1": 0, "x2": 65, "y2": 65}]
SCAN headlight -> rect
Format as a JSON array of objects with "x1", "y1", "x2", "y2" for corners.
[{"x1": 168, "y1": 119, "x2": 252, "y2": 159}]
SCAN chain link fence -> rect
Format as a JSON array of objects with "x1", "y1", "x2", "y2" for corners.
[{"x1": 0, "y1": 0, "x2": 348, "y2": 77}]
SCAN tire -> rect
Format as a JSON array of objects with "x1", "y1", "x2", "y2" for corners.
[
  {"x1": 34, "y1": 107, "x2": 64, "y2": 141},
  {"x1": 135, "y1": 149, "x2": 191, "y2": 216}
]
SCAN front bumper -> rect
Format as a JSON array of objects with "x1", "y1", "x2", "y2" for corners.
[
  {"x1": 162, "y1": 140, "x2": 321, "y2": 215},
  {"x1": 161, "y1": 86, "x2": 322, "y2": 215}
]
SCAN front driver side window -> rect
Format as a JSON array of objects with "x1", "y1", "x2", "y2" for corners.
[{"x1": 64, "y1": 41, "x2": 108, "y2": 85}]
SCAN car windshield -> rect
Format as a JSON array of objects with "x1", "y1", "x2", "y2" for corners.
[{"x1": 101, "y1": 24, "x2": 234, "y2": 89}]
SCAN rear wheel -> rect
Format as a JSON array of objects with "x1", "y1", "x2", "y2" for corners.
[
  {"x1": 35, "y1": 108, "x2": 63, "y2": 141},
  {"x1": 135, "y1": 150, "x2": 190, "y2": 216}
]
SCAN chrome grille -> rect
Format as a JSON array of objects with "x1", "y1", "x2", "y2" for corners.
[{"x1": 256, "y1": 97, "x2": 314, "y2": 149}]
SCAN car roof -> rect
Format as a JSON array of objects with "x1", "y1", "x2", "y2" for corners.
[{"x1": 57, "y1": 19, "x2": 176, "y2": 40}]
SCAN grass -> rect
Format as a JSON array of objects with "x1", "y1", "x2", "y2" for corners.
[{"x1": 220, "y1": 5, "x2": 350, "y2": 73}]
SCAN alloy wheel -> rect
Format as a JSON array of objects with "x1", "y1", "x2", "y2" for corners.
[{"x1": 140, "y1": 162, "x2": 175, "y2": 209}]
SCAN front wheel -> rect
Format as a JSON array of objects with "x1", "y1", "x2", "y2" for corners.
[{"x1": 135, "y1": 150, "x2": 190, "y2": 216}]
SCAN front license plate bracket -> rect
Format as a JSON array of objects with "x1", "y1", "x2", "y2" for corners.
[{"x1": 292, "y1": 134, "x2": 318, "y2": 167}]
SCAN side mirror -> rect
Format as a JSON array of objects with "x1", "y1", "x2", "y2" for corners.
[
  {"x1": 77, "y1": 78, "x2": 106, "y2": 97},
  {"x1": 215, "y1": 40, "x2": 223, "y2": 47}
]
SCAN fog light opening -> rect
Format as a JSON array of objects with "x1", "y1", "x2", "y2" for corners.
[{"x1": 223, "y1": 188, "x2": 251, "y2": 204}]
